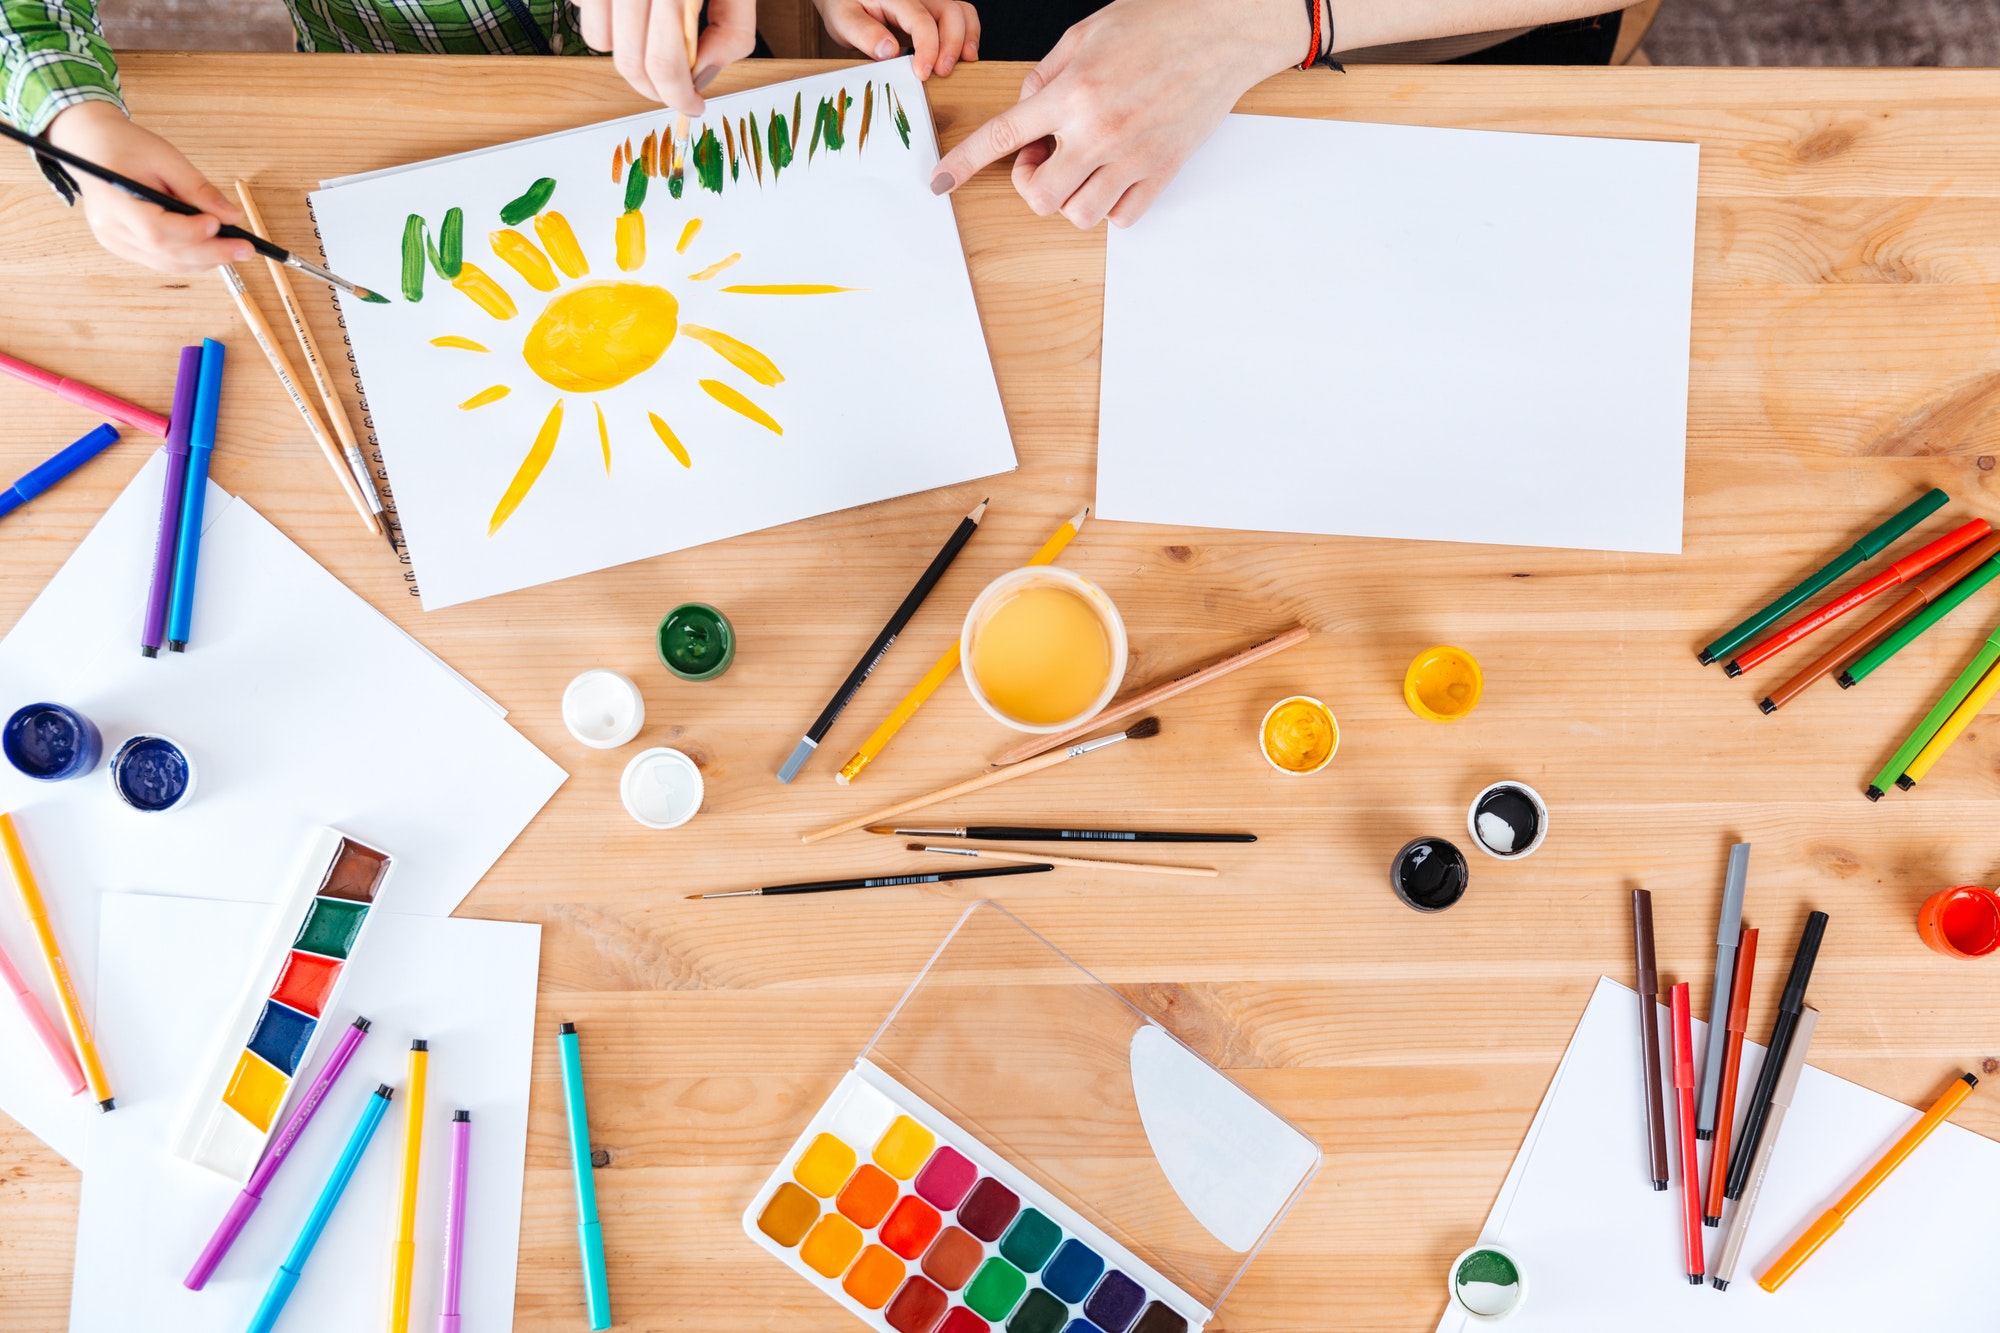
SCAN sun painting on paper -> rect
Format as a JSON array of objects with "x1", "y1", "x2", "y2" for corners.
[{"x1": 396, "y1": 83, "x2": 903, "y2": 536}]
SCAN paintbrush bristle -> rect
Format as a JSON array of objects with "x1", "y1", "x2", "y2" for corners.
[
  {"x1": 866, "y1": 826, "x2": 898, "y2": 836},
  {"x1": 1123, "y1": 716, "x2": 1161, "y2": 740}
]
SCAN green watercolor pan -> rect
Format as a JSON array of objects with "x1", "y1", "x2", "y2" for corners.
[
  {"x1": 170, "y1": 827, "x2": 392, "y2": 1179},
  {"x1": 742, "y1": 903, "x2": 1322, "y2": 1333}
]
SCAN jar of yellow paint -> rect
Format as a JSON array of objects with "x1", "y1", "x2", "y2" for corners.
[
  {"x1": 1404, "y1": 645, "x2": 1484, "y2": 722},
  {"x1": 961, "y1": 567, "x2": 1128, "y2": 733},
  {"x1": 1260, "y1": 696, "x2": 1338, "y2": 775}
]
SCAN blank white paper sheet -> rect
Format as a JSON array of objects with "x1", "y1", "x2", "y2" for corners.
[
  {"x1": 0, "y1": 455, "x2": 563, "y2": 1165},
  {"x1": 1098, "y1": 115, "x2": 1699, "y2": 555},
  {"x1": 1435, "y1": 977, "x2": 2000, "y2": 1330},
  {"x1": 72, "y1": 893, "x2": 539, "y2": 1333}
]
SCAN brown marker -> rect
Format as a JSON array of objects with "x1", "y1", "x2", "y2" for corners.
[
  {"x1": 1761, "y1": 530, "x2": 2000, "y2": 712},
  {"x1": 1633, "y1": 888, "x2": 1669, "y2": 1191}
]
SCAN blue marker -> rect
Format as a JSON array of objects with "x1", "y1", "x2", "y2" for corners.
[
  {"x1": 0, "y1": 423, "x2": 120, "y2": 522},
  {"x1": 165, "y1": 337, "x2": 224, "y2": 652},
  {"x1": 246, "y1": 1082, "x2": 393, "y2": 1333}
]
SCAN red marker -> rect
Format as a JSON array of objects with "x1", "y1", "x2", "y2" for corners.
[
  {"x1": 1671, "y1": 982, "x2": 1704, "y2": 1284},
  {"x1": 1727, "y1": 518, "x2": 1990, "y2": 676}
]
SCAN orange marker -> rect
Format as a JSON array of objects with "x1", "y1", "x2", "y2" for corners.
[
  {"x1": 0, "y1": 813, "x2": 113, "y2": 1110},
  {"x1": 1760, "y1": 530, "x2": 2000, "y2": 713},
  {"x1": 1757, "y1": 1071, "x2": 1978, "y2": 1292},
  {"x1": 1704, "y1": 926, "x2": 1757, "y2": 1226},
  {"x1": 1727, "y1": 518, "x2": 1990, "y2": 676}
]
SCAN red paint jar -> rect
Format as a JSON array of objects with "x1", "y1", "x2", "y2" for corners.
[{"x1": 1917, "y1": 885, "x2": 2000, "y2": 959}]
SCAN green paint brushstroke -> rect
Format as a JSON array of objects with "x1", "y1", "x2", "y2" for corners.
[
  {"x1": 499, "y1": 177, "x2": 556, "y2": 226},
  {"x1": 790, "y1": 92, "x2": 802, "y2": 157},
  {"x1": 769, "y1": 110, "x2": 793, "y2": 177},
  {"x1": 826, "y1": 93, "x2": 848, "y2": 151},
  {"x1": 400, "y1": 213, "x2": 426, "y2": 302},
  {"x1": 623, "y1": 160, "x2": 649, "y2": 212},
  {"x1": 438, "y1": 207, "x2": 463, "y2": 278},
  {"x1": 749, "y1": 111, "x2": 763, "y2": 181},
  {"x1": 893, "y1": 87, "x2": 911, "y2": 147},
  {"x1": 693, "y1": 127, "x2": 723, "y2": 194},
  {"x1": 808, "y1": 100, "x2": 824, "y2": 163},
  {"x1": 725, "y1": 118, "x2": 739, "y2": 183}
]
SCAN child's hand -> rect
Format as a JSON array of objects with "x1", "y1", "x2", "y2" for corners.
[
  {"x1": 578, "y1": 0, "x2": 758, "y2": 113},
  {"x1": 46, "y1": 103, "x2": 251, "y2": 274},
  {"x1": 814, "y1": 0, "x2": 979, "y2": 78}
]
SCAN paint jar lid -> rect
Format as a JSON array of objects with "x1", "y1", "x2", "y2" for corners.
[
  {"x1": 3, "y1": 702, "x2": 102, "y2": 781},
  {"x1": 109, "y1": 734, "x2": 195, "y2": 812},
  {"x1": 619, "y1": 746, "x2": 704, "y2": 828},
  {"x1": 562, "y1": 669, "x2": 646, "y2": 749},
  {"x1": 856, "y1": 901, "x2": 1322, "y2": 1322},
  {"x1": 1467, "y1": 782, "x2": 1548, "y2": 860}
]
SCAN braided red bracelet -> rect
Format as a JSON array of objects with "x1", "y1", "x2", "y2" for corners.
[
  {"x1": 1299, "y1": 0, "x2": 1342, "y2": 70},
  {"x1": 1299, "y1": 0, "x2": 1321, "y2": 70}
]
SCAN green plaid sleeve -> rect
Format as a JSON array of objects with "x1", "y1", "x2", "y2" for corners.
[{"x1": 0, "y1": 0, "x2": 121, "y2": 135}]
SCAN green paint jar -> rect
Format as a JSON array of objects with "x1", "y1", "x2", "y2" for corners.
[{"x1": 658, "y1": 603, "x2": 735, "y2": 681}]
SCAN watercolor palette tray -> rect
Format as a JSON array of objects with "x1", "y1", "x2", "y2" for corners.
[
  {"x1": 171, "y1": 828, "x2": 392, "y2": 1178},
  {"x1": 744, "y1": 903, "x2": 1322, "y2": 1333}
]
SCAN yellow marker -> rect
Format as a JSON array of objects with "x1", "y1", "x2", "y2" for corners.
[
  {"x1": 1900, "y1": 660, "x2": 2000, "y2": 788},
  {"x1": 1757, "y1": 1072, "x2": 1978, "y2": 1292},
  {"x1": 0, "y1": 812, "x2": 113, "y2": 1110},
  {"x1": 837, "y1": 506, "x2": 1090, "y2": 785},
  {"x1": 388, "y1": 1038, "x2": 428, "y2": 1333}
]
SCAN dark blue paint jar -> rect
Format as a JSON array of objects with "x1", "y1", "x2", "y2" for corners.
[
  {"x1": 109, "y1": 734, "x2": 196, "y2": 812},
  {"x1": 3, "y1": 703, "x2": 103, "y2": 781}
]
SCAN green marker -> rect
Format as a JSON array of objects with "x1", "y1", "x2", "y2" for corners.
[
  {"x1": 1701, "y1": 488, "x2": 1948, "y2": 665},
  {"x1": 1840, "y1": 555, "x2": 2000, "y2": 688},
  {"x1": 1865, "y1": 618, "x2": 2000, "y2": 800}
]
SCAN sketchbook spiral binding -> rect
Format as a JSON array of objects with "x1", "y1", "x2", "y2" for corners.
[{"x1": 306, "y1": 196, "x2": 420, "y2": 600}]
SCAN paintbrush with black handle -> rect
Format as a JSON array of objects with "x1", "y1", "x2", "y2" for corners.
[{"x1": 0, "y1": 121, "x2": 386, "y2": 303}]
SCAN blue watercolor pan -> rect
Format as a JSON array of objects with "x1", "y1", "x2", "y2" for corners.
[{"x1": 246, "y1": 999, "x2": 317, "y2": 1075}]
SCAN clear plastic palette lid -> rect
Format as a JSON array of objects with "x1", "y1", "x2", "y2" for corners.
[{"x1": 859, "y1": 901, "x2": 1322, "y2": 1316}]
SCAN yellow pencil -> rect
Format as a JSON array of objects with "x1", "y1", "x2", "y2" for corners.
[
  {"x1": 837, "y1": 505, "x2": 1090, "y2": 785},
  {"x1": 1901, "y1": 659, "x2": 2000, "y2": 789},
  {"x1": 0, "y1": 813, "x2": 113, "y2": 1110},
  {"x1": 388, "y1": 1038, "x2": 428, "y2": 1333}
]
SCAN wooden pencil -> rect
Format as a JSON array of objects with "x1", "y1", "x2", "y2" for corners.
[
  {"x1": 215, "y1": 265, "x2": 379, "y2": 533},
  {"x1": 988, "y1": 626, "x2": 1311, "y2": 767},
  {"x1": 233, "y1": 181, "x2": 390, "y2": 546}
]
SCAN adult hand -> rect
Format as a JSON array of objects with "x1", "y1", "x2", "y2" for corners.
[
  {"x1": 813, "y1": 0, "x2": 980, "y2": 78},
  {"x1": 45, "y1": 102, "x2": 251, "y2": 274},
  {"x1": 578, "y1": 0, "x2": 758, "y2": 113},
  {"x1": 931, "y1": 0, "x2": 1308, "y2": 228}
]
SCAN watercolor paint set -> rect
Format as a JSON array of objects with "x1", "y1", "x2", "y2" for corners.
[
  {"x1": 744, "y1": 903, "x2": 1321, "y2": 1333},
  {"x1": 172, "y1": 827, "x2": 392, "y2": 1179}
]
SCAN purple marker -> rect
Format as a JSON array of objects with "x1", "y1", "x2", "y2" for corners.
[
  {"x1": 142, "y1": 346, "x2": 202, "y2": 658},
  {"x1": 183, "y1": 1016, "x2": 371, "y2": 1290},
  {"x1": 439, "y1": 1110, "x2": 470, "y2": 1333}
]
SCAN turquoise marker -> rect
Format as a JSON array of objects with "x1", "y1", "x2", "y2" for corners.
[
  {"x1": 559, "y1": 1022, "x2": 611, "y2": 1330},
  {"x1": 245, "y1": 1083, "x2": 393, "y2": 1333},
  {"x1": 166, "y1": 337, "x2": 225, "y2": 652}
]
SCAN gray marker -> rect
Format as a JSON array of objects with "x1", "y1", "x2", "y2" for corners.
[
  {"x1": 1712, "y1": 1005, "x2": 1817, "y2": 1290},
  {"x1": 1698, "y1": 843, "x2": 1751, "y2": 1139}
]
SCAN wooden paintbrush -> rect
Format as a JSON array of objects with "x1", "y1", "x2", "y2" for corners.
[
  {"x1": 800, "y1": 717, "x2": 1161, "y2": 845},
  {"x1": 908, "y1": 844, "x2": 1216, "y2": 878}
]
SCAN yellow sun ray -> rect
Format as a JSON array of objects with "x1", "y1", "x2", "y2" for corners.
[
  {"x1": 536, "y1": 212, "x2": 589, "y2": 279},
  {"x1": 453, "y1": 263, "x2": 517, "y2": 319},
  {"x1": 700, "y1": 379, "x2": 782, "y2": 434},
  {"x1": 459, "y1": 384, "x2": 511, "y2": 409},
  {"x1": 491, "y1": 229, "x2": 558, "y2": 291},
  {"x1": 682, "y1": 325, "x2": 783, "y2": 386},
  {"x1": 649, "y1": 412, "x2": 692, "y2": 467},
  {"x1": 616, "y1": 212, "x2": 646, "y2": 272},
  {"x1": 594, "y1": 402, "x2": 611, "y2": 473},
  {"x1": 676, "y1": 218, "x2": 702, "y2": 253},
  {"x1": 489, "y1": 399, "x2": 564, "y2": 535},
  {"x1": 721, "y1": 284, "x2": 859, "y2": 295},
  {"x1": 688, "y1": 253, "x2": 741, "y2": 281},
  {"x1": 430, "y1": 335, "x2": 489, "y2": 351}
]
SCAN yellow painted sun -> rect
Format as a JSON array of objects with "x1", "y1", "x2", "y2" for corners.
[{"x1": 431, "y1": 204, "x2": 852, "y2": 535}]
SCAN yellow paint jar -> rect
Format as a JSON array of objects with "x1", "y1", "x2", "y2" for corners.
[
  {"x1": 1404, "y1": 646, "x2": 1484, "y2": 722},
  {"x1": 1260, "y1": 696, "x2": 1338, "y2": 775},
  {"x1": 962, "y1": 567, "x2": 1128, "y2": 733}
]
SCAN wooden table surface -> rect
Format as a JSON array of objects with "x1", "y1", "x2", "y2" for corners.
[{"x1": 4, "y1": 55, "x2": 2000, "y2": 1333}]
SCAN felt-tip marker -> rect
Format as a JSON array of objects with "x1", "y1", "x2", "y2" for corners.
[
  {"x1": 246, "y1": 1083, "x2": 393, "y2": 1333},
  {"x1": 560, "y1": 1022, "x2": 612, "y2": 1330},
  {"x1": 0, "y1": 424, "x2": 119, "y2": 522}
]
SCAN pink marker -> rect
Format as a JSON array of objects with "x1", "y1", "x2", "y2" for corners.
[
  {"x1": 440, "y1": 1110, "x2": 470, "y2": 1333},
  {"x1": 0, "y1": 933, "x2": 84, "y2": 1094},
  {"x1": 0, "y1": 349, "x2": 170, "y2": 437},
  {"x1": 184, "y1": 1017, "x2": 371, "y2": 1290}
]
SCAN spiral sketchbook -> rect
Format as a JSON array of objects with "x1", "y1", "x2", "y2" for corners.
[{"x1": 309, "y1": 59, "x2": 1014, "y2": 610}]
